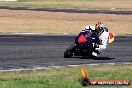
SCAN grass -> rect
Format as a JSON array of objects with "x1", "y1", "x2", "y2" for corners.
[
  {"x1": 0, "y1": 0, "x2": 132, "y2": 10},
  {"x1": 0, "y1": 65, "x2": 132, "y2": 88},
  {"x1": 0, "y1": 10, "x2": 132, "y2": 35}
]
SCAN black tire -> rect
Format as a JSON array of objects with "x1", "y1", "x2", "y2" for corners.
[{"x1": 64, "y1": 44, "x2": 76, "y2": 58}]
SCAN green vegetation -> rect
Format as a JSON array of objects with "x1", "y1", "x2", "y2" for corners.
[
  {"x1": 18, "y1": 0, "x2": 105, "y2": 2},
  {"x1": 0, "y1": 2, "x2": 101, "y2": 9},
  {"x1": 0, "y1": 0, "x2": 131, "y2": 10},
  {"x1": 0, "y1": 65, "x2": 131, "y2": 88}
]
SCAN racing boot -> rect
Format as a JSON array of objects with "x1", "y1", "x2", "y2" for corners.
[{"x1": 92, "y1": 50, "x2": 100, "y2": 57}]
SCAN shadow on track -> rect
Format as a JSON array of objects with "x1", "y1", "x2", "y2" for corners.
[
  {"x1": 80, "y1": 57, "x2": 115, "y2": 60},
  {"x1": 69, "y1": 56, "x2": 115, "y2": 60}
]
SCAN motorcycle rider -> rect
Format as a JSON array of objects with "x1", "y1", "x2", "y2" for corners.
[
  {"x1": 92, "y1": 22, "x2": 109, "y2": 57},
  {"x1": 84, "y1": 22, "x2": 109, "y2": 57}
]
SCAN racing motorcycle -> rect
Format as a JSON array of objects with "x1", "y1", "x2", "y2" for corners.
[
  {"x1": 64, "y1": 29, "x2": 100, "y2": 58},
  {"x1": 64, "y1": 27, "x2": 115, "y2": 58}
]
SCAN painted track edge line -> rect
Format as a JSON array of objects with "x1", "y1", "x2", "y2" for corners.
[{"x1": 0, "y1": 62, "x2": 132, "y2": 72}]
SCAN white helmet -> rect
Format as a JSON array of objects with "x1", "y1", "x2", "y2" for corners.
[{"x1": 95, "y1": 22, "x2": 104, "y2": 29}]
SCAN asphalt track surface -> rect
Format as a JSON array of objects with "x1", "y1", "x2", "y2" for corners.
[
  {"x1": 0, "y1": 34, "x2": 132, "y2": 70},
  {"x1": 0, "y1": 6, "x2": 132, "y2": 15}
]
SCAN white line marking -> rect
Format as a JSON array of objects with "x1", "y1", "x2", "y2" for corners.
[
  {"x1": 0, "y1": 32, "x2": 71, "y2": 36},
  {"x1": 48, "y1": 66, "x2": 66, "y2": 68},
  {"x1": 0, "y1": 62, "x2": 132, "y2": 72}
]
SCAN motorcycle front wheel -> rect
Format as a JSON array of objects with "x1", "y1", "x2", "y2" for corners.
[{"x1": 64, "y1": 44, "x2": 76, "y2": 58}]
